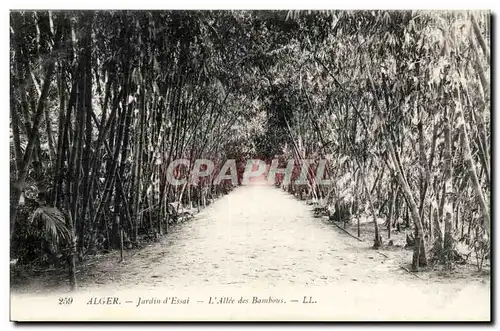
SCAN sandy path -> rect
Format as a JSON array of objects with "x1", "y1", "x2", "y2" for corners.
[{"x1": 118, "y1": 183, "x2": 407, "y2": 288}]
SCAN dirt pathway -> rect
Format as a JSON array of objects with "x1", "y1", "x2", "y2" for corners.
[
  {"x1": 12, "y1": 182, "x2": 490, "y2": 321},
  {"x1": 84, "y1": 182, "x2": 412, "y2": 289}
]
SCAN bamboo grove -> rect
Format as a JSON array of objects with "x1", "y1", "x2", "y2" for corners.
[{"x1": 10, "y1": 10, "x2": 490, "y2": 289}]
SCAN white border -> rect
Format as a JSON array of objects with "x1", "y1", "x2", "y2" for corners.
[{"x1": 1, "y1": 1, "x2": 497, "y2": 329}]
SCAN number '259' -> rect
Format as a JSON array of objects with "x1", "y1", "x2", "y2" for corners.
[{"x1": 59, "y1": 297, "x2": 73, "y2": 305}]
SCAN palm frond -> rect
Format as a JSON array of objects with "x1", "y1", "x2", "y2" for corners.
[{"x1": 28, "y1": 206, "x2": 72, "y2": 245}]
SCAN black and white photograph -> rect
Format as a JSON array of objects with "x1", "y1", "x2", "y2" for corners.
[{"x1": 8, "y1": 8, "x2": 491, "y2": 321}]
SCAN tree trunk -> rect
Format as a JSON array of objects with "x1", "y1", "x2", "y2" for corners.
[
  {"x1": 470, "y1": 13, "x2": 490, "y2": 63},
  {"x1": 10, "y1": 49, "x2": 57, "y2": 240},
  {"x1": 387, "y1": 142, "x2": 427, "y2": 270},
  {"x1": 77, "y1": 15, "x2": 94, "y2": 256},
  {"x1": 456, "y1": 97, "x2": 490, "y2": 246},
  {"x1": 360, "y1": 164, "x2": 381, "y2": 248},
  {"x1": 387, "y1": 182, "x2": 398, "y2": 240},
  {"x1": 66, "y1": 213, "x2": 77, "y2": 291},
  {"x1": 442, "y1": 105, "x2": 455, "y2": 266},
  {"x1": 365, "y1": 61, "x2": 427, "y2": 270}
]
